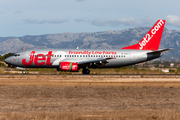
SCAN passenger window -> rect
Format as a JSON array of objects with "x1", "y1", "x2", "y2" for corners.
[
  {"x1": 57, "y1": 55, "x2": 59, "y2": 57},
  {"x1": 75, "y1": 55, "x2": 76, "y2": 57},
  {"x1": 80, "y1": 55, "x2": 82, "y2": 57},
  {"x1": 77, "y1": 55, "x2": 79, "y2": 57}
]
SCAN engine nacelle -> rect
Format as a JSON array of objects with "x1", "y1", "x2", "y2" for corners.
[{"x1": 58, "y1": 62, "x2": 78, "y2": 72}]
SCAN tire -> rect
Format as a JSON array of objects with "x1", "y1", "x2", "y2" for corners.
[
  {"x1": 82, "y1": 69, "x2": 90, "y2": 74},
  {"x1": 22, "y1": 70, "x2": 26, "y2": 74}
]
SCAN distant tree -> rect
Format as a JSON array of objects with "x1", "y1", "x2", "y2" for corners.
[
  {"x1": 3, "y1": 53, "x2": 14, "y2": 59},
  {"x1": 0, "y1": 53, "x2": 14, "y2": 61},
  {"x1": 0, "y1": 55, "x2": 4, "y2": 61}
]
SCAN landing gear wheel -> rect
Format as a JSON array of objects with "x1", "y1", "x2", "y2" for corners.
[
  {"x1": 22, "y1": 70, "x2": 26, "y2": 74},
  {"x1": 82, "y1": 69, "x2": 90, "y2": 74}
]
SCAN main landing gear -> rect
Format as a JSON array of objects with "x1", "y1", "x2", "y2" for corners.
[{"x1": 82, "y1": 68, "x2": 90, "y2": 74}]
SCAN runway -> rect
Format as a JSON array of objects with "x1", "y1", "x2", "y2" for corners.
[{"x1": 1, "y1": 74, "x2": 180, "y2": 83}]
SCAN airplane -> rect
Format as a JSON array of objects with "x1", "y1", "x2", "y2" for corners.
[{"x1": 4, "y1": 19, "x2": 171, "y2": 74}]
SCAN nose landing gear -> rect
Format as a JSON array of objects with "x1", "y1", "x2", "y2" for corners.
[
  {"x1": 16, "y1": 67, "x2": 26, "y2": 74},
  {"x1": 22, "y1": 70, "x2": 26, "y2": 74}
]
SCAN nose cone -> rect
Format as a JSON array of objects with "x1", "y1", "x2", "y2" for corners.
[{"x1": 4, "y1": 57, "x2": 10, "y2": 64}]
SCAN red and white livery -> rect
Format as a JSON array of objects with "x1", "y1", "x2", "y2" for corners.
[{"x1": 4, "y1": 20, "x2": 171, "y2": 74}]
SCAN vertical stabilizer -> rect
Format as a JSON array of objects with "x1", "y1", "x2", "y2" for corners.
[{"x1": 121, "y1": 20, "x2": 166, "y2": 50}]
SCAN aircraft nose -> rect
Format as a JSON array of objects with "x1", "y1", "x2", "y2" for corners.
[{"x1": 4, "y1": 57, "x2": 10, "y2": 64}]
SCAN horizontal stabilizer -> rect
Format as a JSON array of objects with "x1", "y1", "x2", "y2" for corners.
[
  {"x1": 148, "y1": 48, "x2": 173, "y2": 54},
  {"x1": 146, "y1": 48, "x2": 172, "y2": 60}
]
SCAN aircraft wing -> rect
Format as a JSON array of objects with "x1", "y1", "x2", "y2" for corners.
[{"x1": 78, "y1": 57, "x2": 115, "y2": 66}]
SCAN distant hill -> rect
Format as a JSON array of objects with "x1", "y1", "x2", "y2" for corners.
[{"x1": 0, "y1": 27, "x2": 180, "y2": 61}]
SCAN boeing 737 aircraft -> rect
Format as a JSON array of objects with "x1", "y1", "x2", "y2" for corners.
[{"x1": 4, "y1": 20, "x2": 171, "y2": 74}]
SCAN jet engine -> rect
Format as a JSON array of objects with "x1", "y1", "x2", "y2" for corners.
[{"x1": 58, "y1": 62, "x2": 78, "y2": 72}]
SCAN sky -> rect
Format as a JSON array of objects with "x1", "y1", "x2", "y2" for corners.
[{"x1": 0, "y1": 0, "x2": 180, "y2": 37}]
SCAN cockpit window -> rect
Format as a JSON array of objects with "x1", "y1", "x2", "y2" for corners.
[{"x1": 14, "y1": 54, "x2": 20, "y2": 57}]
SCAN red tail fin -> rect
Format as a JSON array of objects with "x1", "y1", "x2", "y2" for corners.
[{"x1": 121, "y1": 20, "x2": 166, "y2": 50}]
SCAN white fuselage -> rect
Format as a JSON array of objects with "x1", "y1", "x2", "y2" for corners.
[{"x1": 4, "y1": 49, "x2": 158, "y2": 69}]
